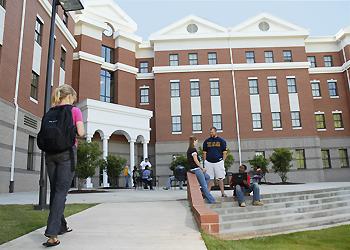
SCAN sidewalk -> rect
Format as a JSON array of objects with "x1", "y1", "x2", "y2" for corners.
[{"x1": 0, "y1": 195, "x2": 207, "y2": 250}]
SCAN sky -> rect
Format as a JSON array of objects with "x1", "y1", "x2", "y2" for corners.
[{"x1": 113, "y1": 0, "x2": 350, "y2": 40}]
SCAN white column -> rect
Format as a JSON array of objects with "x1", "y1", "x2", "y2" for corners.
[
  {"x1": 129, "y1": 140, "x2": 135, "y2": 187},
  {"x1": 102, "y1": 136, "x2": 110, "y2": 187},
  {"x1": 143, "y1": 140, "x2": 149, "y2": 160},
  {"x1": 85, "y1": 135, "x2": 93, "y2": 189}
]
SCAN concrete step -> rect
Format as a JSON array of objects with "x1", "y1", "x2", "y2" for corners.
[
  {"x1": 220, "y1": 204, "x2": 350, "y2": 229},
  {"x1": 212, "y1": 189, "x2": 350, "y2": 208},
  {"x1": 212, "y1": 193, "x2": 350, "y2": 214},
  {"x1": 220, "y1": 200, "x2": 350, "y2": 221},
  {"x1": 219, "y1": 212, "x2": 350, "y2": 240},
  {"x1": 218, "y1": 185, "x2": 350, "y2": 203}
]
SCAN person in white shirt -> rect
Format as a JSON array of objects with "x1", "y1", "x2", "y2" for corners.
[{"x1": 140, "y1": 158, "x2": 152, "y2": 170}]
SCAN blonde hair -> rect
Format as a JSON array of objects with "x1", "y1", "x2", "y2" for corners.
[{"x1": 52, "y1": 84, "x2": 77, "y2": 106}]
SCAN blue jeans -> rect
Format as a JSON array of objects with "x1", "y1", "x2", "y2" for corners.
[
  {"x1": 166, "y1": 176, "x2": 183, "y2": 189},
  {"x1": 235, "y1": 183, "x2": 260, "y2": 204},
  {"x1": 191, "y1": 169, "x2": 216, "y2": 204}
]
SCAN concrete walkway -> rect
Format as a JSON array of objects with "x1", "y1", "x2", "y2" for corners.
[{"x1": 0, "y1": 193, "x2": 207, "y2": 250}]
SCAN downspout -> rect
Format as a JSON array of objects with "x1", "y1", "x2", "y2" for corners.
[
  {"x1": 227, "y1": 30, "x2": 242, "y2": 166},
  {"x1": 9, "y1": 0, "x2": 27, "y2": 193}
]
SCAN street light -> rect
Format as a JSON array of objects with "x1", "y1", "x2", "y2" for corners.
[{"x1": 35, "y1": 0, "x2": 84, "y2": 210}]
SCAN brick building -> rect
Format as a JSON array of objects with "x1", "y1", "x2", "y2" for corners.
[{"x1": 1, "y1": 0, "x2": 349, "y2": 192}]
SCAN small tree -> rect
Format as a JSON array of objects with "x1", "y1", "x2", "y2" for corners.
[
  {"x1": 270, "y1": 148, "x2": 293, "y2": 183},
  {"x1": 198, "y1": 146, "x2": 234, "y2": 172},
  {"x1": 249, "y1": 154, "x2": 269, "y2": 182},
  {"x1": 76, "y1": 141, "x2": 102, "y2": 190},
  {"x1": 170, "y1": 155, "x2": 190, "y2": 172},
  {"x1": 102, "y1": 154, "x2": 126, "y2": 187}
]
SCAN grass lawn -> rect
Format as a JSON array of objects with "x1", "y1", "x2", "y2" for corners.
[
  {"x1": 0, "y1": 204, "x2": 96, "y2": 245},
  {"x1": 202, "y1": 224, "x2": 350, "y2": 250}
]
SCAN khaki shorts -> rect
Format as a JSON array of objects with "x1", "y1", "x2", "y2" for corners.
[{"x1": 205, "y1": 160, "x2": 226, "y2": 180}]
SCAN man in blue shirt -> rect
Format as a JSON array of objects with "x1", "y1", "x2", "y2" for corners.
[{"x1": 203, "y1": 127, "x2": 228, "y2": 197}]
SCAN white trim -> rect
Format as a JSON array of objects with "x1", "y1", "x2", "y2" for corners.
[
  {"x1": 292, "y1": 127, "x2": 302, "y2": 130},
  {"x1": 30, "y1": 97, "x2": 38, "y2": 104},
  {"x1": 116, "y1": 62, "x2": 138, "y2": 74},
  {"x1": 248, "y1": 77, "x2": 258, "y2": 80},
  {"x1": 273, "y1": 128, "x2": 283, "y2": 131},
  {"x1": 327, "y1": 79, "x2": 337, "y2": 82},
  {"x1": 286, "y1": 76, "x2": 296, "y2": 79},
  {"x1": 136, "y1": 73, "x2": 154, "y2": 80},
  {"x1": 73, "y1": 51, "x2": 105, "y2": 64},
  {"x1": 313, "y1": 97, "x2": 322, "y2": 99},
  {"x1": 190, "y1": 79, "x2": 200, "y2": 81},
  {"x1": 209, "y1": 78, "x2": 220, "y2": 81},
  {"x1": 253, "y1": 129, "x2": 263, "y2": 132},
  {"x1": 310, "y1": 80, "x2": 320, "y2": 83},
  {"x1": 314, "y1": 111, "x2": 325, "y2": 114},
  {"x1": 172, "y1": 132, "x2": 182, "y2": 135},
  {"x1": 309, "y1": 67, "x2": 343, "y2": 74},
  {"x1": 317, "y1": 129, "x2": 327, "y2": 132},
  {"x1": 170, "y1": 79, "x2": 180, "y2": 83},
  {"x1": 216, "y1": 130, "x2": 223, "y2": 133},
  {"x1": 330, "y1": 96, "x2": 340, "y2": 99},
  {"x1": 140, "y1": 103, "x2": 150, "y2": 106},
  {"x1": 234, "y1": 62, "x2": 309, "y2": 71},
  {"x1": 332, "y1": 110, "x2": 343, "y2": 113},
  {"x1": 267, "y1": 76, "x2": 277, "y2": 79},
  {"x1": 61, "y1": 44, "x2": 67, "y2": 52},
  {"x1": 38, "y1": 0, "x2": 77, "y2": 48},
  {"x1": 192, "y1": 131, "x2": 202, "y2": 134},
  {"x1": 36, "y1": 14, "x2": 45, "y2": 24},
  {"x1": 139, "y1": 85, "x2": 150, "y2": 89},
  {"x1": 335, "y1": 128, "x2": 345, "y2": 131}
]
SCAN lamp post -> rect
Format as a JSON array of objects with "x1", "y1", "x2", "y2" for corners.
[{"x1": 35, "y1": 0, "x2": 84, "y2": 210}]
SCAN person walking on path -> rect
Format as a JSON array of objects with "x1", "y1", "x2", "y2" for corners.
[
  {"x1": 37, "y1": 84, "x2": 85, "y2": 247},
  {"x1": 187, "y1": 136, "x2": 216, "y2": 204},
  {"x1": 123, "y1": 164, "x2": 130, "y2": 188},
  {"x1": 203, "y1": 127, "x2": 228, "y2": 197}
]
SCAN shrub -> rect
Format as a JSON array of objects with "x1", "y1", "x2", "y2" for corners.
[
  {"x1": 101, "y1": 154, "x2": 127, "y2": 187},
  {"x1": 270, "y1": 148, "x2": 293, "y2": 183},
  {"x1": 248, "y1": 154, "x2": 269, "y2": 181}
]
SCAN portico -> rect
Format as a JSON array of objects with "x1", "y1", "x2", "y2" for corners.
[{"x1": 78, "y1": 99, "x2": 153, "y2": 188}]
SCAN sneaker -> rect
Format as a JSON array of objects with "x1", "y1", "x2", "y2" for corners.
[
  {"x1": 221, "y1": 193, "x2": 227, "y2": 198},
  {"x1": 239, "y1": 202, "x2": 246, "y2": 207},
  {"x1": 252, "y1": 200, "x2": 264, "y2": 206},
  {"x1": 163, "y1": 187, "x2": 169, "y2": 190}
]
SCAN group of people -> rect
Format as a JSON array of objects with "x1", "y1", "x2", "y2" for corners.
[
  {"x1": 121, "y1": 158, "x2": 153, "y2": 189},
  {"x1": 186, "y1": 127, "x2": 264, "y2": 207}
]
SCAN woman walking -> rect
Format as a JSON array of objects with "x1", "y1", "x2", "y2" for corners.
[
  {"x1": 37, "y1": 84, "x2": 85, "y2": 247},
  {"x1": 187, "y1": 136, "x2": 216, "y2": 204}
]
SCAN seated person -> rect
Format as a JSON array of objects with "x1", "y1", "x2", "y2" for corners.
[
  {"x1": 230, "y1": 164, "x2": 263, "y2": 207},
  {"x1": 142, "y1": 166, "x2": 153, "y2": 190},
  {"x1": 250, "y1": 166, "x2": 263, "y2": 184},
  {"x1": 163, "y1": 165, "x2": 186, "y2": 190}
]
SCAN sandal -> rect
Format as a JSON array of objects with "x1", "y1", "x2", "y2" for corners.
[
  {"x1": 43, "y1": 239, "x2": 60, "y2": 247},
  {"x1": 59, "y1": 227, "x2": 73, "y2": 235}
]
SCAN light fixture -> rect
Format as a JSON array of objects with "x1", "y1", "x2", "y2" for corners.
[{"x1": 58, "y1": 0, "x2": 84, "y2": 12}]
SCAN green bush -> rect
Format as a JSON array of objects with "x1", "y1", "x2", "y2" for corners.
[
  {"x1": 76, "y1": 141, "x2": 102, "y2": 189},
  {"x1": 270, "y1": 148, "x2": 293, "y2": 183},
  {"x1": 249, "y1": 154, "x2": 269, "y2": 181},
  {"x1": 101, "y1": 154, "x2": 127, "y2": 187},
  {"x1": 170, "y1": 154, "x2": 190, "y2": 172}
]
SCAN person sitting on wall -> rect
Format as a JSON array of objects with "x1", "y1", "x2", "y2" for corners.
[
  {"x1": 230, "y1": 164, "x2": 263, "y2": 207},
  {"x1": 142, "y1": 166, "x2": 153, "y2": 190},
  {"x1": 163, "y1": 164, "x2": 186, "y2": 190}
]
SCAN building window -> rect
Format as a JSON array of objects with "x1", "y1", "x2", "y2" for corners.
[
  {"x1": 287, "y1": 78, "x2": 297, "y2": 93},
  {"x1": 255, "y1": 151, "x2": 265, "y2": 157},
  {"x1": 27, "y1": 136, "x2": 35, "y2": 171},
  {"x1": 264, "y1": 51, "x2": 274, "y2": 63},
  {"x1": 321, "y1": 149, "x2": 331, "y2": 169},
  {"x1": 328, "y1": 81, "x2": 338, "y2": 97},
  {"x1": 315, "y1": 114, "x2": 326, "y2": 129},
  {"x1": 308, "y1": 56, "x2": 317, "y2": 68},
  {"x1": 30, "y1": 71, "x2": 39, "y2": 100},
  {"x1": 272, "y1": 112, "x2": 282, "y2": 128},
  {"x1": 212, "y1": 114, "x2": 222, "y2": 130},
  {"x1": 311, "y1": 82, "x2": 321, "y2": 97},
  {"x1": 291, "y1": 111, "x2": 301, "y2": 128},
  {"x1": 172, "y1": 116, "x2": 181, "y2": 132},
  {"x1": 0, "y1": 0, "x2": 6, "y2": 8},
  {"x1": 60, "y1": 48, "x2": 66, "y2": 70},
  {"x1": 169, "y1": 54, "x2": 179, "y2": 66},
  {"x1": 268, "y1": 79, "x2": 278, "y2": 94},
  {"x1": 249, "y1": 79, "x2": 259, "y2": 95},
  {"x1": 283, "y1": 50, "x2": 292, "y2": 62},
  {"x1": 252, "y1": 113, "x2": 262, "y2": 129},
  {"x1": 140, "y1": 88, "x2": 149, "y2": 104},
  {"x1": 63, "y1": 12, "x2": 68, "y2": 27},
  {"x1": 210, "y1": 80, "x2": 220, "y2": 96},
  {"x1": 324, "y1": 55, "x2": 333, "y2": 67},
  {"x1": 192, "y1": 115, "x2": 202, "y2": 131},
  {"x1": 333, "y1": 113, "x2": 343, "y2": 129},
  {"x1": 208, "y1": 52, "x2": 217, "y2": 64},
  {"x1": 170, "y1": 81, "x2": 180, "y2": 97},
  {"x1": 34, "y1": 17, "x2": 43, "y2": 45},
  {"x1": 245, "y1": 51, "x2": 255, "y2": 63},
  {"x1": 188, "y1": 53, "x2": 198, "y2": 65},
  {"x1": 101, "y1": 45, "x2": 114, "y2": 64},
  {"x1": 100, "y1": 70, "x2": 114, "y2": 103},
  {"x1": 190, "y1": 80, "x2": 200, "y2": 97},
  {"x1": 339, "y1": 149, "x2": 349, "y2": 168},
  {"x1": 295, "y1": 149, "x2": 306, "y2": 169},
  {"x1": 139, "y1": 62, "x2": 149, "y2": 73}
]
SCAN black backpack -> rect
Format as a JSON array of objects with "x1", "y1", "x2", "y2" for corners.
[{"x1": 37, "y1": 105, "x2": 76, "y2": 154}]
